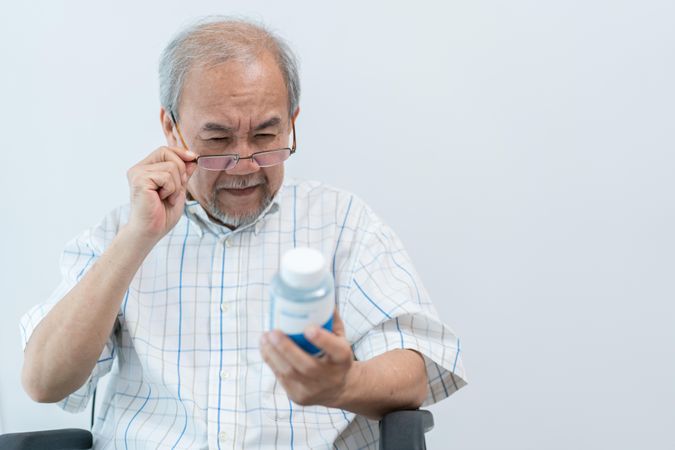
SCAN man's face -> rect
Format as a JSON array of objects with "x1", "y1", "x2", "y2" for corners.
[{"x1": 161, "y1": 51, "x2": 296, "y2": 228}]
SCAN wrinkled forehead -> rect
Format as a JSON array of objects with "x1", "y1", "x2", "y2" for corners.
[{"x1": 177, "y1": 52, "x2": 290, "y2": 130}]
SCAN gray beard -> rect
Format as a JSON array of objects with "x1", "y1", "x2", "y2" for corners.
[{"x1": 205, "y1": 184, "x2": 273, "y2": 229}]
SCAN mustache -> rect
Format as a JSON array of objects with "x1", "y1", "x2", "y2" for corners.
[{"x1": 215, "y1": 175, "x2": 267, "y2": 190}]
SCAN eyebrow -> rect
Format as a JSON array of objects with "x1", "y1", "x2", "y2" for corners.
[
  {"x1": 253, "y1": 117, "x2": 281, "y2": 131},
  {"x1": 201, "y1": 122, "x2": 234, "y2": 133},
  {"x1": 200, "y1": 117, "x2": 282, "y2": 134}
]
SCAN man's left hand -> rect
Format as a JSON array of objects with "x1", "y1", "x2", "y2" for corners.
[{"x1": 260, "y1": 309, "x2": 357, "y2": 408}]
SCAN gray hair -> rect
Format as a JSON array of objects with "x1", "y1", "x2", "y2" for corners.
[{"x1": 159, "y1": 16, "x2": 300, "y2": 121}]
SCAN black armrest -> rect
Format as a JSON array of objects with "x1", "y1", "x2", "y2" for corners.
[
  {"x1": 379, "y1": 409, "x2": 434, "y2": 450},
  {"x1": 0, "y1": 428, "x2": 92, "y2": 450}
]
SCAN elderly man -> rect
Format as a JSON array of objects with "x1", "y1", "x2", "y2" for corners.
[{"x1": 20, "y1": 17, "x2": 466, "y2": 449}]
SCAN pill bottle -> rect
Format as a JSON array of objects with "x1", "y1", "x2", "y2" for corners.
[{"x1": 270, "y1": 247, "x2": 334, "y2": 355}]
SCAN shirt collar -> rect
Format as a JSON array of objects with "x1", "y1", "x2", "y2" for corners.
[{"x1": 183, "y1": 181, "x2": 284, "y2": 237}]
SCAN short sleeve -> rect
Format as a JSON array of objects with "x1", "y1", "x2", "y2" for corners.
[
  {"x1": 343, "y1": 216, "x2": 467, "y2": 405},
  {"x1": 19, "y1": 208, "x2": 125, "y2": 413}
]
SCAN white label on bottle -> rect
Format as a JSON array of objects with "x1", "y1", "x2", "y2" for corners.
[{"x1": 271, "y1": 292, "x2": 334, "y2": 335}]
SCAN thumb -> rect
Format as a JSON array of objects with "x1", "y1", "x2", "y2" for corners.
[
  {"x1": 332, "y1": 307, "x2": 345, "y2": 337},
  {"x1": 186, "y1": 161, "x2": 198, "y2": 178}
]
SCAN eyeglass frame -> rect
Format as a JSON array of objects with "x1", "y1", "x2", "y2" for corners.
[{"x1": 170, "y1": 110, "x2": 297, "y2": 171}]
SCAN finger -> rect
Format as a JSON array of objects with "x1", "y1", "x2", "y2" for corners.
[
  {"x1": 149, "y1": 152, "x2": 189, "y2": 183},
  {"x1": 266, "y1": 330, "x2": 319, "y2": 374},
  {"x1": 164, "y1": 150, "x2": 192, "y2": 183},
  {"x1": 174, "y1": 146, "x2": 198, "y2": 162},
  {"x1": 142, "y1": 171, "x2": 176, "y2": 200},
  {"x1": 303, "y1": 326, "x2": 352, "y2": 364},
  {"x1": 166, "y1": 188, "x2": 185, "y2": 207},
  {"x1": 139, "y1": 146, "x2": 196, "y2": 166},
  {"x1": 166, "y1": 152, "x2": 188, "y2": 184},
  {"x1": 260, "y1": 333, "x2": 294, "y2": 377},
  {"x1": 147, "y1": 162, "x2": 182, "y2": 196},
  {"x1": 149, "y1": 174, "x2": 178, "y2": 202},
  {"x1": 136, "y1": 157, "x2": 184, "y2": 193},
  {"x1": 157, "y1": 187, "x2": 174, "y2": 202}
]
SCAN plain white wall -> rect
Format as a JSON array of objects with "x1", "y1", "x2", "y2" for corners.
[{"x1": 1, "y1": 1, "x2": 673, "y2": 448}]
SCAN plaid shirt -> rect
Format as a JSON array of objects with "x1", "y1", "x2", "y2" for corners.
[{"x1": 20, "y1": 177, "x2": 466, "y2": 449}]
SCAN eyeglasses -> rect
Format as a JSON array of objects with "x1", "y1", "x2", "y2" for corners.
[{"x1": 170, "y1": 111, "x2": 297, "y2": 171}]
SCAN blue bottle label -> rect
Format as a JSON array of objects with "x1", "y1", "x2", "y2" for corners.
[
  {"x1": 270, "y1": 290, "x2": 334, "y2": 354},
  {"x1": 287, "y1": 315, "x2": 334, "y2": 355},
  {"x1": 271, "y1": 291, "x2": 334, "y2": 334}
]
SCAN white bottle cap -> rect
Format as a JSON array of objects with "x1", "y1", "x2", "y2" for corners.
[{"x1": 280, "y1": 248, "x2": 327, "y2": 289}]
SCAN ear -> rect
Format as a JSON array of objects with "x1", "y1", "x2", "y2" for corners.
[
  {"x1": 160, "y1": 107, "x2": 179, "y2": 147},
  {"x1": 291, "y1": 107, "x2": 300, "y2": 125}
]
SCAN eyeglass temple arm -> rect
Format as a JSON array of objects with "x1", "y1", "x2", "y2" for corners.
[
  {"x1": 170, "y1": 110, "x2": 192, "y2": 154},
  {"x1": 290, "y1": 121, "x2": 297, "y2": 153}
]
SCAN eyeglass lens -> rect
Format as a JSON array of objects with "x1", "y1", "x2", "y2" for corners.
[{"x1": 197, "y1": 149, "x2": 291, "y2": 171}]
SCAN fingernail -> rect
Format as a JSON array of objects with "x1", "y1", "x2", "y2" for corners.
[
  {"x1": 269, "y1": 331, "x2": 280, "y2": 346},
  {"x1": 305, "y1": 325, "x2": 319, "y2": 339},
  {"x1": 186, "y1": 150, "x2": 197, "y2": 159}
]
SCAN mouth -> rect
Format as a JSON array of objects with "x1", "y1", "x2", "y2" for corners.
[{"x1": 220, "y1": 184, "x2": 261, "y2": 197}]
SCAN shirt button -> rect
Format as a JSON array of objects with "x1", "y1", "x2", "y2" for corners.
[
  {"x1": 224, "y1": 238, "x2": 233, "y2": 247},
  {"x1": 220, "y1": 370, "x2": 230, "y2": 379},
  {"x1": 220, "y1": 303, "x2": 228, "y2": 313},
  {"x1": 219, "y1": 431, "x2": 228, "y2": 442}
]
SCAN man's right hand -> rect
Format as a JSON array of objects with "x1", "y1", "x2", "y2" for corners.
[
  {"x1": 125, "y1": 146, "x2": 198, "y2": 244},
  {"x1": 22, "y1": 147, "x2": 198, "y2": 403}
]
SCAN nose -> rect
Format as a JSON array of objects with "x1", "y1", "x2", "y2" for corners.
[{"x1": 225, "y1": 143, "x2": 260, "y2": 176}]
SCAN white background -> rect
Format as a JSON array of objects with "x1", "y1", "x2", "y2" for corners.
[{"x1": 1, "y1": 1, "x2": 673, "y2": 448}]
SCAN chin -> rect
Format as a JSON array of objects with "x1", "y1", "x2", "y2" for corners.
[
  {"x1": 212, "y1": 200, "x2": 266, "y2": 227},
  {"x1": 207, "y1": 184, "x2": 273, "y2": 227}
]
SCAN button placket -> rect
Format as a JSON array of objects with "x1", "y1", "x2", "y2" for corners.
[
  {"x1": 219, "y1": 232, "x2": 241, "y2": 446},
  {"x1": 207, "y1": 235, "x2": 225, "y2": 448},
  {"x1": 218, "y1": 431, "x2": 228, "y2": 443},
  {"x1": 208, "y1": 234, "x2": 239, "y2": 448}
]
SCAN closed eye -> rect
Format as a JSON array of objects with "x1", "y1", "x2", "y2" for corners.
[{"x1": 255, "y1": 134, "x2": 276, "y2": 138}]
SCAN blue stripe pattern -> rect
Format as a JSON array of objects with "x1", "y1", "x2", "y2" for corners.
[
  {"x1": 18, "y1": 178, "x2": 466, "y2": 449},
  {"x1": 172, "y1": 219, "x2": 191, "y2": 449},
  {"x1": 124, "y1": 384, "x2": 152, "y2": 450},
  {"x1": 217, "y1": 242, "x2": 227, "y2": 450}
]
